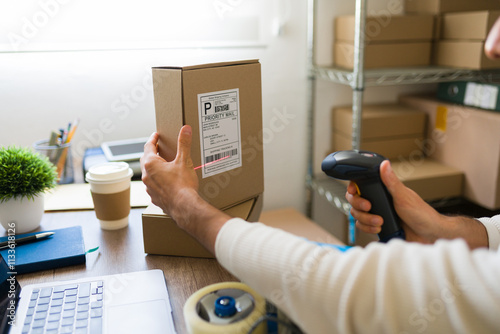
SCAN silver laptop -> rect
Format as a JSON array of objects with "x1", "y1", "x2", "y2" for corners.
[{"x1": 1, "y1": 256, "x2": 176, "y2": 334}]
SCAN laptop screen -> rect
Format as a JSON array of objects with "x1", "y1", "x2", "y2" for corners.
[{"x1": 0, "y1": 255, "x2": 20, "y2": 334}]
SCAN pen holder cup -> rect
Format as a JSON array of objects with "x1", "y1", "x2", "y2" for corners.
[{"x1": 34, "y1": 139, "x2": 74, "y2": 184}]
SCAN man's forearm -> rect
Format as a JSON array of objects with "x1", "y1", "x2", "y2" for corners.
[
  {"x1": 441, "y1": 215, "x2": 488, "y2": 249},
  {"x1": 169, "y1": 188, "x2": 231, "y2": 254}
]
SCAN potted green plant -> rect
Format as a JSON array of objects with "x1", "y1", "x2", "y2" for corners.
[{"x1": 0, "y1": 146, "x2": 58, "y2": 233}]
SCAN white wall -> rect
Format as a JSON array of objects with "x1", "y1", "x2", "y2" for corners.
[{"x1": 0, "y1": 0, "x2": 435, "y2": 214}]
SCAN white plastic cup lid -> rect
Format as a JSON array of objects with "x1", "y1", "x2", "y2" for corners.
[{"x1": 85, "y1": 162, "x2": 133, "y2": 183}]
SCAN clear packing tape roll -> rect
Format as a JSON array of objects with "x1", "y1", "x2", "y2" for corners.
[{"x1": 184, "y1": 282, "x2": 267, "y2": 334}]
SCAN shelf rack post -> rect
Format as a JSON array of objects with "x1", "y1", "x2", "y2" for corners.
[
  {"x1": 305, "y1": 0, "x2": 317, "y2": 217},
  {"x1": 351, "y1": 0, "x2": 367, "y2": 151}
]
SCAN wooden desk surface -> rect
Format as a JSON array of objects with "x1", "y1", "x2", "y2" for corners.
[
  {"x1": 4, "y1": 206, "x2": 341, "y2": 333},
  {"x1": 4, "y1": 208, "x2": 237, "y2": 334}
]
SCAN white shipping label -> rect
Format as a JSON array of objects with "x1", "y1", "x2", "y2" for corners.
[
  {"x1": 464, "y1": 82, "x2": 498, "y2": 110},
  {"x1": 198, "y1": 88, "x2": 242, "y2": 178}
]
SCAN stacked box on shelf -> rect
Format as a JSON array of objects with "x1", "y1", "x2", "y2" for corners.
[
  {"x1": 400, "y1": 94, "x2": 500, "y2": 210},
  {"x1": 331, "y1": 103, "x2": 427, "y2": 160},
  {"x1": 434, "y1": 11, "x2": 500, "y2": 69},
  {"x1": 334, "y1": 15, "x2": 434, "y2": 69},
  {"x1": 330, "y1": 103, "x2": 464, "y2": 201},
  {"x1": 405, "y1": 0, "x2": 500, "y2": 14}
]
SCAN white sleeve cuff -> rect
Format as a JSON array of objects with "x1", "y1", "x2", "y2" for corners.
[{"x1": 477, "y1": 214, "x2": 500, "y2": 251}]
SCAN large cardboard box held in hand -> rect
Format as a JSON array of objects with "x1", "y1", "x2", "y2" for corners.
[
  {"x1": 142, "y1": 195, "x2": 263, "y2": 258},
  {"x1": 405, "y1": 0, "x2": 500, "y2": 14},
  {"x1": 400, "y1": 95, "x2": 500, "y2": 210},
  {"x1": 331, "y1": 104, "x2": 427, "y2": 159},
  {"x1": 152, "y1": 60, "x2": 264, "y2": 210}
]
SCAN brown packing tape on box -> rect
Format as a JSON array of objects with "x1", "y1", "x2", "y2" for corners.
[{"x1": 91, "y1": 188, "x2": 131, "y2": 221}]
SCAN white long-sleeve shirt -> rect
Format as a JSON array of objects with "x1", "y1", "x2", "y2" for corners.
[{"x1": 215, "y1": 215, "x2": 500, "y2": 333}]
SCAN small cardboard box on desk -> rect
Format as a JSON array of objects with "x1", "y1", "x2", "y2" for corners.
[
  {"x1": 142, "y1": 195, "x2": 264, "y2": 258},
  {"x1": 143, "y1": 59, "x2": 264, "y2": 257}
]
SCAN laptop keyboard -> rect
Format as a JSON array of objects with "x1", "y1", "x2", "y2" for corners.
[{"x1": 22, "y1": 281, "x2": 104, "y2": 334}]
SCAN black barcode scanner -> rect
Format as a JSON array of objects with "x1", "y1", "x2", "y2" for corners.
[{"x1": 321, "y1": 150, "x2": 406, "y2": 243}]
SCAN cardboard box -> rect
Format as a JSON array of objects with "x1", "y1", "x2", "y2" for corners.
[
  {"x1": 433, "y1": 40, "x2": 500, "y2": 69},
  {"x1": 335, "y1": 14, "x2": 434, "y2": 43},
  {"x1": 405, "y1": 0, "x2": 500, "y2": 14},
  {"x1": 142, "y1": 201, "x2": 344, "y2": 258},
  {"x1": 437, "y1": 81, "x2": 500, "y2": 111},
  {"x1": 441, "y1": 10, "x2": 500, "y2": 40},
  {"x1": 391, "y1": 158, "x2": 464, "y2": 201},
  {"x1": 259, "y1": 208, "x2": 343, "y2": 245},
  {"x1": 334, "y1": 42, "x2": 432, "y2": 69},
  {"x1": 400, "y1": 94, "x2": 500, "y2": 209},
  {"x1": 331, "y1": 104, "x2": 427, "y2": 159},
  {"x1": 332, "y1": 133, "x2": 425, "y2": 160},
  {"x1": 152, "y1": 60, "x2": 264, "y2": 210},
  {"x1": 142, "y1": 195, "x2": 264, "y2": 258}
]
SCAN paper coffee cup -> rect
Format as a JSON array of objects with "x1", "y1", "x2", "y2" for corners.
[{"x1": 85, "y1": 162, "x2": 133, "y2": 230}]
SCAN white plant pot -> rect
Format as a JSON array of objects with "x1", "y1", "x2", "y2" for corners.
[{"x1": 0, "y1": 194, "x2": 45, "y2": 234}]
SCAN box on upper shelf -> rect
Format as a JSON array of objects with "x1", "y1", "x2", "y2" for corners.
[
  {"x1": 440, "y1": 10, "x2": 500, "y2": 40},
  {"x1": 331, "y1": 104, "x2": 427, "y2": 160},
  {"x1": 335, "y1": 15, "x2": 435, "y2": 42},
  {"x1": 334, "y1": 15, "x2": 434, "y2": 69},
  {"x1": 335, "y1": 42, "x2": 432, "y2": 69},
  {"x1": 432, "y1": 10, "x2": 500, "y2": 69},
  {"x1": 405, "y1": 0, "x2": 500, "y2": 14},
  {"x1": 400, "y1": 94, "x2": 500, "y2": 210},
  {"x1": 433, "y1": 40, "x2": 500, "y2": 69}
]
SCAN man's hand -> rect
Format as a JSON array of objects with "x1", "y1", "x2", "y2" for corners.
[
  {"x1": 346, "y1": 160, "x2": 443, "y2": 244},
  {"x1": 140, "y1": 125, "x2": 231, "y2": 254},
  {"x1": 140, "y1": 126, "x2": 199, "y2": 218},
  {"x1": 346, "y1": 160, "x2": 488, "y2": 249}
]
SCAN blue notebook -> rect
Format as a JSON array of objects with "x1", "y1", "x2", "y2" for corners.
[{"x1": 0, "y1": 226, "x2": 86, "y2": 274}]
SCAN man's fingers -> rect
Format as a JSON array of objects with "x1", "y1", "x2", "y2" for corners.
[
  {"x1": 175, "y1": 125, "x2": 193, "y2": 166},
  {"x1": 380, "y1": 160, "x2": 401, "y2": 196},
  {"x1": 143, "y1": 132, "x2": 159, "y2": 156}
]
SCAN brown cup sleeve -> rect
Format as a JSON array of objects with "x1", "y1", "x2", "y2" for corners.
[{"x1": 91, "y1": 188, "x2": 131, "y2": 221}]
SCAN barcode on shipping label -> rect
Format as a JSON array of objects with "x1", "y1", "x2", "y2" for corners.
[{"x1": 198, "y1": 88, "x2": 242, "y2": 178}]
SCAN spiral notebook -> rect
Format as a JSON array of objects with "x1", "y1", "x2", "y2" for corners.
[{"x1": 0, "y1": 226, "x2": 86, "y2": 274}]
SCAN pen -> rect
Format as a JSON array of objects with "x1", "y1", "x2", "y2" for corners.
[{"x1": 0, "y1": 232, "x2": 55, "y2": 250}]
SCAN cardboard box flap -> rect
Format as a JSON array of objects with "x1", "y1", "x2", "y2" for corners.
[
  {"x1": 153, "y1": 59, "x2": 259, "y2": 71},
  {"x1": 142, "y1": 195, "x2": 260, "y2": 220}
]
